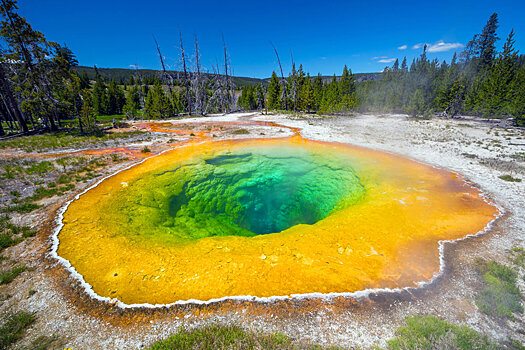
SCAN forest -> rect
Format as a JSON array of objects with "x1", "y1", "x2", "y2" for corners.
[{"x1": 1, "y1": 0, "x2": 524, "y2": 138}]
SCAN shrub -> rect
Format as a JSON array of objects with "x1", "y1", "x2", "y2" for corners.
[
  {"x1": 0, "y1": 265, "x2": 27, "y2": 285},
  {"x1": 387, "y1": 315, "x2": 496, "y2": 350},
  {"x1": 0, "y1": 311, "x2": 35, "y2": 348},
  {"x1": 510, "y1": 247, "x2": 525, "y2": 268},
  {"x1": 3, "y1": 203, "x2": 40, "y2": 213},
  {"x1": 0, "y1": 234, "x2": 22, "y2": 250},
  {"x1": 148, "y1": 324, "x2": 296, "y2": 350},
  {"x1": 476, "y1": 260, "x2": 523, "y2": 319},
  {"x1": 24, "y1": 161, "x2": 55, "y2": 175},
  {"x1": 498, "y1": 174, "x2": 522, "y2": 182}
]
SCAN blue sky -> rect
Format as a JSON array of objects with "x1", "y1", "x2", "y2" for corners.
[{"x1": 18, "y1": 0, "x2": 525, "y2": 78}]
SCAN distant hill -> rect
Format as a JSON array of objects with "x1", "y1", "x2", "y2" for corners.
[
  {"x1": 73, "y1": 66, "x2": 267, "y2": 88},
  {"x1": 73, "y1": 66, "x2": 382, "y2": 87}
]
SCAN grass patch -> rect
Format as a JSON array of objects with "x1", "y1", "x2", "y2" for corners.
[
  {"x1": 0, "y1": 265, "x2": 27, "y2": 285},
  {"x1": 232, "y1": 128, "x2": 250, "y2": 135},
  {"x1": 147, "y1": 324, "x2": 332, "y2": 350},
  {"x1": 475, "y1": 260, "x2": 523, "y2": 319},
  {"x1": 95, "y1": 114, "x2": 127, "y2": 122},
  {"x1": 3, "y1": 203, "x2": 41, "y2": 214},
  {"x1": 0, "y1": 234, "x2": 22, "y2": 250},
  {"x1": 387, "y1": 315, "x2": 496, "y2": 350},
  {"x1": 24, "y1": 161, "x2": 55, "y2": 175},
  {"x1": 0, "y1": 311, "x2": 35, "y2": 349},
  {"x1": 0, "y1": 130, "x2": 141, "y2": 152},
  {"x1": 26, "y1": 184, "x2": 75, "y2": 202},
  {"x1": 498, "y1": 174, "x2": 522, "y2": 182},
  {"x1": 0, "y1": 216, "x2": 24, "y2": 250},
  {"x1": 24, "y1": 335, "x2": 58, "y2": 350},
  {"x1": 0, "y1": 216, "x2": 36, "y2": 250},
  {"x1": 510, "y1": 247, "x2": 525, "y2": 268},
  {"x1": 141, "y1": 147, "x2": 151, "y2": 153}
]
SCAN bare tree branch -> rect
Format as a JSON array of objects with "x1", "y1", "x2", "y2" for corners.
[
  {"x1": 270, "y1": 41, "x2": 287, "y2": 110},
  {"x1": 153, "y1": 35, "x2": 172, "y2": 93},
  {"x1": 179, "y1": 27, "x2": 192, "y2": 115}
]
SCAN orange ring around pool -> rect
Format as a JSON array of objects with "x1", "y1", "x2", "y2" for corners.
[{"x1": 57, "y1": 136, "x2": 498, "y2": 305}]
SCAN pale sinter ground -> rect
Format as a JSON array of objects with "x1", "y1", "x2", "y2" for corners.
[{"x1": 1, "y1": 112, "x2": 523, "y2": 349}]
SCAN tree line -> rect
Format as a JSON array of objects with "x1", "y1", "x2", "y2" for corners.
[
  {"x1": 239, "y1": 65, "x2": 356, "y2": 114},
  {"x1": 251, "y1": 13, "x2": 523, "y2": 126},
  {"x1": 0, "y1": 0, "x2": 237, "y2": 136},
  {"x1": 1, "y1": 2, "x2": 523, "y2": 137},
  {"x1": 356, "y1": 13, "x2": 524, "y2": 126}
]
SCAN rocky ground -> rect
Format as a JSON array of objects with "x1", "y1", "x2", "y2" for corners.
[{"x1": 0, "y1": 112, "x2": 523, "y2": 349}]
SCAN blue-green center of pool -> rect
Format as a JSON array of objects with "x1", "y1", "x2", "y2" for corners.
[{"x1": 108, "y1": 145, "x2": 365, "y2": 241}]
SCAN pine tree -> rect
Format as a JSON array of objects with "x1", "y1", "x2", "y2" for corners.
[
  {"x1": 477, "y1": 13, "x2": 499, "y2": 71},
  {"x1": 239, "y1": 86, "x2": 257, "y2": 110},
  {"x1": 320, "y1": 75, "x2": 339, "y2": 114},
  {"x1": 294, "y1": 64, "x2": 306, "y2": 110},
  {"x1": 171, "y1": 90, "x2": 183, "y2": 114},
  {"x1": 256, "y1": 84, "x2": 265, "y2": 111},
  {"x1": 92, "y1": 77, "x2": 108, "y2": 116},
  {"x1": 144, "y1": 81, "x2": 173, "y2": 119},
  {"x1": 507, "y1": 44, "x2": 525, "y2": 125},
  {"x1": 0, "y1": 0, "x2": 76, "y2": 131},
  {"x1": 79, "y1": 71, "x2": 90, "y2": 90},
  {"x1": 511, "y1": 67, "x2": 525, "y2": 126},
  {"x1": 267, "y1": 71, "x2": 281, "y2": 110},
  {"x1": 123, "y1": 85, "x2": 141, "y2": 119},
  {"x1": 339, "y1": 65, "x2": 356, "y2": 110},
  {"x1": 392, "y1": 59, "x2": 399, "y2": 71},
  {"x1": 407, "y1": 89, "x2": 425, "y2": 117},
  {"x1": 401, "y1": 57, "x2": 408, "y2": 72},
  {"x1": 79, "y1": 89, "x2": 97, "y2": 132},
  {"x1": 107, "y1": 79, "x2": 125, "y2": 114},
  {"x1": 313, "y1": 73, "x2": 323, "y2": 111},
  {"x1": 477, "y1": 29, "x2": 519, "y2": 116},
  {"x1": 300, "y1": 74, "x2": 314, "y2": 112}
]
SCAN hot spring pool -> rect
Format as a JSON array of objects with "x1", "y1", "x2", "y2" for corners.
[{"x1": 56, "y1": 137, "x2": 498, "y2": 305}]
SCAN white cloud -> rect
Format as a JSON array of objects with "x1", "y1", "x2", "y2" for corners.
[
  {"x1": 320, "y1": 56, "x2": 327, "y2": 60},
  {"x1": 411, "y1": 41, "x2": 464, "y2": 52},
  {"x1": 129, "y1": 64, "x2": 140, "y2": 69},
  {"x1": 378, "y1": 58, "x2": 396, "y2": 63},
  {"x1": 427, "y1": 40, "x2": 463, "y2": 53},
  {"x1": 372, "y1": 56, "x2": 388, "y2": 60},
  {"x1": 397, "y1": 45, "x2": 407, "y2": 50}
]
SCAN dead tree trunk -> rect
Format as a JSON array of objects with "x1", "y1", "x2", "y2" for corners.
[
  {"x1": 153, "y1": 36, "x2": 172, "y2": 94},
  {"x1": 0, "y1": 3, "x2": 59, "y2": 131},
  {"x1": 205, "y1": 59, "x2": 222, "y2": 115},
  {"x1": 0, "y1": 62, "x2": 28, "y2": 132},
  {"x1": 1, "y1": 98, "x2": 16, "y2": 131},
  {"x1": 38, "y1": 73, "x2": 59, "y2": 131},
  {"x1": 179, "y1": 28, "x2": 192, "y2": 115},
  {"x1": 132, "y1": 63, "x2": 145, "y2": 112},
  {"x1": 290, "y1": 49, "x2": 297, "y2": 112},
  {"x1": 193, "y1": 35, "x2": 205, "y2": 115},
  {"x1": 222, "y1": 35, "x2": 232, "y2": 113},
  {"x1": 0, "y1": 99, "x2": 7, "y2": 135},
  {"x1": 270, "y1": 42, "x2": 287, "y2": 110}
]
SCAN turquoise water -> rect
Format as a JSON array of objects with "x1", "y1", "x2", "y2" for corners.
[{"x1": 163, "y1": 146, "x2": 365, "y2": 238}]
